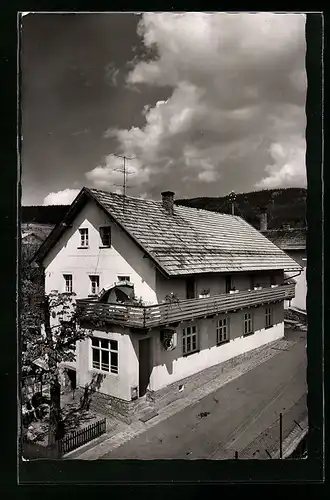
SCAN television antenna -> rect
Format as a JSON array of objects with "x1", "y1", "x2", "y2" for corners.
[{"x1": 109, "y1": 153, "x2": 137, "y2": 215}]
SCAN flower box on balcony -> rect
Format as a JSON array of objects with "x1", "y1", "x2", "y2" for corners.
[{"x1": 229, "y1": 289, "x2": 239, "y2": 294}]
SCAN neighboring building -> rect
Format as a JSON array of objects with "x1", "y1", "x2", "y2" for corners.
[
  {"x1": 259, "y1": 212, "x2": 307, "y2": 311},
  {"x1": 33, "y1": 187, "x2": 300, "y2": 414}
]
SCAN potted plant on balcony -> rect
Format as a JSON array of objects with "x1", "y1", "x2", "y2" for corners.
[
  {"x1": 229, "y1": 285, "x2": 239, "y2": 294},
  {"x1": 253, "y1": 283, "x2": 262, "y2": 290}
]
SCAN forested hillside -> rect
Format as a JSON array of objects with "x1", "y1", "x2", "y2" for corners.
[
  {"x1": 175, "y1": 188, "x2": 307, "y2": 229},
  {"x1": 21, "y1": 205, "x2": 70, "y2": 225}
]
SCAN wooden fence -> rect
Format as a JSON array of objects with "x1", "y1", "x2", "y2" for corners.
[
  {"x1": 22, "y1": 418, "x2": 107, "y2": 459},
  {"x1": 57, "y1": 418, "x2": 106, "y2": 455}
]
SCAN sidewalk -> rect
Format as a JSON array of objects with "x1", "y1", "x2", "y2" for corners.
[{"x1": 66, "y1": 332, "x2": 302, "y2": 460}]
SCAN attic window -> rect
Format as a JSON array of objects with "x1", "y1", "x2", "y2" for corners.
[
  {"x1": 79, "y1": 228, "x2": 89, "y2": 247},
  {"x1": 100, "y1": 226, "x2": 111, "y2": 247}
]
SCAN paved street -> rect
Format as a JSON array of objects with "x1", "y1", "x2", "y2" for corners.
[{"x1": 101, "y1": 328, "x2": 307, "y2": 460}]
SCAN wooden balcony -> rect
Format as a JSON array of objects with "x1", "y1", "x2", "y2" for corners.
[{"x1": 77, "y1": 283, "x2": 295, "y2": 329}]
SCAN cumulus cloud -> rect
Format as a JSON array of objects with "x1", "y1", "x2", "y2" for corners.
[
  {"x1": 256, "y1": 136, "x2": 307, "y2": 189},
  {"x1": 95, "y1": 12, "x2": 307, "y2": 197},
  {"x1": 43, "y1": 188, "x2": 80, "y2": 205}
]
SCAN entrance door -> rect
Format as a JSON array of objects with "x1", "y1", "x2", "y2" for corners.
[
  {"x1": 67, "y1": 369, "x2": 77, "y2": 390},
  {"x1": 139, "y1": 338, "x2": 152, "y2": 397},
  {"x1": 186, "y1": 277, "x2": 196, "y2": 299}
]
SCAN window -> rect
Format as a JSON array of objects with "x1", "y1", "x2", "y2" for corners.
[
  {"x1": 91, "y1": 337, "x2": 118, "y2": 374},
  {"x1": 243, "y1": 312, "x2": 253, "y2": 336},
  {"x1": 186, "y1": 277, "x2": 195, "y2": 299},
  {"x1": 89, "y1": 275, "x2": 100, "y2": 295},
  {"x1": 182, "y1": 325, "x2": 198, "y2": 355},
  {"x1": 100, "y1": 226, "x2": 111, "y2": 247},
  {"x1": 265, "y1": 307, "x2": 273, "y2": 328},
  {"x1": 79, "y1": 228, "x2": 89, "y2": 247},
  {"x1": 63, "y1": 274, "x2": 72, "y2": 293},
  {"x1": 225, "y1": 275, "x2": 232, "y2": 293},
  {"x1": 270, "y1": 274, "x2": 277, "y2": 286},
  {"x1": 117, "y1": 276, "x2": 130, "y2": 282},
  {"x1": 217, "y1": 317, "x2": 229, "y2": 344}
]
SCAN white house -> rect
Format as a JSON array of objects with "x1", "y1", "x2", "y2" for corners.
[
  {"x1": 259, "y1": 212, "x2": 307, "y2": 311},
  {"x1": 33, "y1": 187, "x2": 301, "y2": 418}
]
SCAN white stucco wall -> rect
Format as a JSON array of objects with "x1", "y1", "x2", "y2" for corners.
[
  {"x1": 149, "y1": 303, "x2": 284, "y2": 391},
  {"x1": 284, "y1": 250, "x2": 306, "y2": 311},
  {"x1": 76, "y1": 302, "x2": 284, "y2": 400},
  {"x1": 293, "y1": 267, "x2": 306, "y2": 310},
  {"x1": 77, "y1": 327, "x2": 139, "y2": 401},
  {"x1": 42, "y1": 199, "x2": 157, "y2": 304}
]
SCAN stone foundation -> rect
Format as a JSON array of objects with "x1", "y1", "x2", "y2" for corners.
[{"x1": 75, "y1": 388, "x2": 152, "y2": 424}]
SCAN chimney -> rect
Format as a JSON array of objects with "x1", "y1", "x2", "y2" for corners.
[
  {"x1": 161, "y1": 191, "x2": 175, "y2": 215},
  {"x1": 259, "y1": 208, "x2": 268, "y2": 232}
]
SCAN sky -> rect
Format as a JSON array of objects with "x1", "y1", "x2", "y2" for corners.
[{"x1": 20, "y1": 12, "x2": 307, "y2": 206}]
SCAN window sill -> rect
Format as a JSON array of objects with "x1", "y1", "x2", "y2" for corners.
[
  {"x1": 243, "y1": 332, "x2": 254, "y2": 337},
  {"x1": 99, "y1": 245, "x2": 111, "y2": 249},
  {"x1": 217, "y1": 339, "x2": 230, "y2": 346},
  {"x1": 77, "y1": 246, "x2": 89, "y2": 249},
  {"x1": 183, "y1": 350, "x2": 200, "y2": 358},
  {"x1": 88, "y1": 294, "x2": 99, "y2": 298},
  {"x1": 90, "y1": 368, "x2": 118, "y2": 377},
  {"x1": 265, "y1": 325, "x2": 273, "y2": 330}
]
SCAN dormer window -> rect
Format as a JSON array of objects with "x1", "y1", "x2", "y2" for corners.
[
  {"x1": 79, "y1": 228, "x2": 89, "y2": 248},
  {"x1": 100, "y1": 226, "x2": 111, "y2": 247}
]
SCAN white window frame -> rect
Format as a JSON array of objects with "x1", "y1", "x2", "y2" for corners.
[
  {"x1": 265, "y1": 306, "x2": 273, "y2": 328},
  {"x1": 91, "y1": 337, "x2": 118, "y2": 374},
  {"x1": 63, "y1": 274, "x2": 73, "y2": 293},
  {"x1": 217, "y1": 317, "x2": 229, "y2": 344},
  {"x1": 182, "y1": 325, "x2": 198, "y2": 356},
  {"x1": 79, "y1": 228, "x2": 89, "y2": 247},
  {"x1": 243, "y1": 312, "x2": 253, "y2": 336},
  {"x1": 89, "y1": 275, "x2": 100, "y2": 295},
  {"x1": 99, "y1": 226, "x2": 111, "y2": 247}
]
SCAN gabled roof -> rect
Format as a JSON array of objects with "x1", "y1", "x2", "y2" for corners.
[
  {"x1": 262, "y1": 228, "x2": 306, "y2": 251},
  {"x1": 33, "y1": 187, "x2": 302, "y2": 275}
]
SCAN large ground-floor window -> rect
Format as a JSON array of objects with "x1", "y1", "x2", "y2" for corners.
[{"x1": 91, "y1": 337, "x2": 118, "y2": 374}]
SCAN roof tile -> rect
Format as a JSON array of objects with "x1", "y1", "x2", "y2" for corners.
[{"x1": 88, "y1": 189, "x2": 301, "y2": 275}]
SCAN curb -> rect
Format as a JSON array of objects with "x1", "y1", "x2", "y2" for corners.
[{"x1": 273, "y1": 418, "x2": 308, "y2": 459}]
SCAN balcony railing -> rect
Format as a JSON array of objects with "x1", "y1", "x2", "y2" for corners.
[{"x1": 76, "y1": 283, "x2": 295, "y2": 329}]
